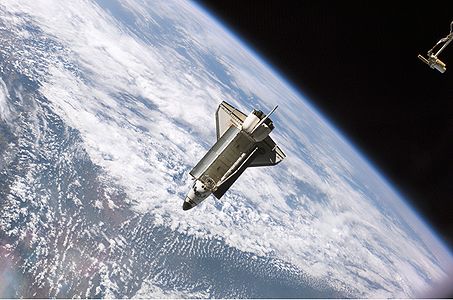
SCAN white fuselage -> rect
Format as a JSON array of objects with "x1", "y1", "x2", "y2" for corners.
[{"x1": 183, "y1": 110, "x2": 273, "y2": 210}]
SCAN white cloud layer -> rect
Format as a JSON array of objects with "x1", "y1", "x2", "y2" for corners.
[{"x1": 0, "y1": 0, "x2": 452, "y2": 297}]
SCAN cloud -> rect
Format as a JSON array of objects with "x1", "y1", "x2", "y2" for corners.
[
  {"x1": 1, "y1": 0, "x2": 452, "y2": 297},
  {"x1": 0, "y1": 78, "x2": 11, "y2": 122}
]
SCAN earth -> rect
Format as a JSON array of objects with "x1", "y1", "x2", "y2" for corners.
[{"x1": 0, "y1": 0, "x2": 452, "y2": 298}]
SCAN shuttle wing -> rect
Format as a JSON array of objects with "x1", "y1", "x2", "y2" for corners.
[
  {"x1": 216, "y1": 101, "x2": 247, "y2": 139},
  {"x1": 250, "y1": 136, "x2": 286, "y2": 167}
]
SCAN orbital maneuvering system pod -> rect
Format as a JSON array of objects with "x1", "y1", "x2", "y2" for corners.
[
  {"x1": 418, "y1": 21, "x2": 453, "y2": 73},
  {"x1": 183, "y1": 101, "x2": 286, "y2": 210}
]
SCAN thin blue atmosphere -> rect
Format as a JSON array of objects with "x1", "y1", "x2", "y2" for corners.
[{"x1": 193, "y1": 1, "x2": 453, "y2": 259}]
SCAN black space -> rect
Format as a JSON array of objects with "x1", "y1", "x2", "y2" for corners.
[{"x1": 197, "y1": 1, "x2": 453, "y2": 249}]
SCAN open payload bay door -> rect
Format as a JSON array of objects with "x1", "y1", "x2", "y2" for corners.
[
  {"x1": 213, "y1": 147, "x2": 259, "y2": 199},
  {"x1": 216, "y1": 101, "x2": 247, "y2": 140}
]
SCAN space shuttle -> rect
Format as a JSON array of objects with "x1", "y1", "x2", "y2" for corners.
[{"x1": 183, "y1": 101, "x2": 286, "y2": 210}]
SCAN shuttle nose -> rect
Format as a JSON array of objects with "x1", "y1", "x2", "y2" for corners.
[{"x1": 182, "y1": 201, "x2": 193, "y2": 211}]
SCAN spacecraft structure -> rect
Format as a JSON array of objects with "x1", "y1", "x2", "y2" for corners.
[
  {"x1": 418, "y1": 21, "x2": 453, "y2": 73},
  {"x1": 183, "y1": 101, "x2": 286, "y2": 210}
]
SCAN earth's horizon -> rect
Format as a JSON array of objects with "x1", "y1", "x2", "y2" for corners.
[{"x1": 0, "y1": 0, "x2": 452, "y2": 298}]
